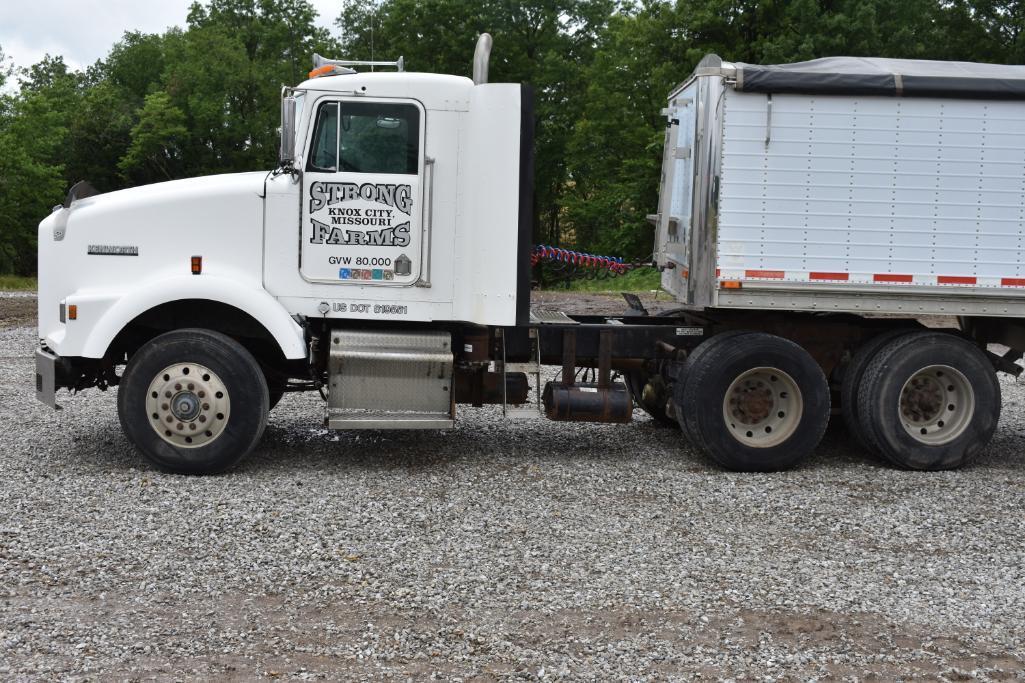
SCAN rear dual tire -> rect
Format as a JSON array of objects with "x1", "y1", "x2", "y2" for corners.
[
  {"x1": 674, "y1": 332, "x2": 831, "y2": 472},
  {"x1": 854, "y1": 331, "x2": 999, "y2": 470},
  {"x1": 840, "y1": 328, "x2": 916, "y2": 449}
]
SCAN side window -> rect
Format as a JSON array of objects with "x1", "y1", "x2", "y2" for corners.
[
  {"x1": 308, "y1": 102, "x2": 338, "y2": 172},
  {"x1": 306, "y1": 100, "x2": 420, "y2": 174}
]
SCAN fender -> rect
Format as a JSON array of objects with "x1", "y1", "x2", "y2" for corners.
[{"x1": 77, "y1": 274, "x2": 307, "y2": 360}]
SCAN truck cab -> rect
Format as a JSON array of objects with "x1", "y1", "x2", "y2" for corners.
[
  {"x1": 264, "y1": 62, "x2": 531, "y2": 326},
  {"x1": 34, "y1": 37, "x2": 552, "y2": 474}
]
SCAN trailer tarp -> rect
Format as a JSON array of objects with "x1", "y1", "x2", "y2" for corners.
[{"x1": 734, "y1": 57, "x2": 1025, "y2": 99}]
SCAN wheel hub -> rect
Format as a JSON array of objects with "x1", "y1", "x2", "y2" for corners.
[
  {"x1": 731, "y1": 380, "x2": 774, "y2": 424},
  {"x1": 898, "y1": 365, "x2": 974, "y2": 445},
  {"x1": 722, "y1": 367, "x2": 803, "y2": 448},
  {"x1": 900, "y1": 376, "x2": 943, "y2": 422},
  {"x1": 171, "y1": 392, "x2": 202, "y2": 421},
  {"x1": 145, "y1": 363, "x2": 231, "y2": 448}
]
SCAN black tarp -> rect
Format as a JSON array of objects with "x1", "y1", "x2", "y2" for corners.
[{"x1": 734, "y1": 56, "x2": 1025, "y2": 99}]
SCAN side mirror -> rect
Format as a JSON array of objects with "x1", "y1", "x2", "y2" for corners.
[{"x1": 280, "y1": 95, "x2": 297, "y2": 167}]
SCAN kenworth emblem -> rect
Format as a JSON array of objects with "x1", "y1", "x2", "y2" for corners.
[{"x1": 87, "y1": 245, "x2": 139, "y2": 256}]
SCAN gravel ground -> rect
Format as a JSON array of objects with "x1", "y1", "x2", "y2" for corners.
[{"x1": 3, "y1": 292, "x2": 1025, "y2": 680}]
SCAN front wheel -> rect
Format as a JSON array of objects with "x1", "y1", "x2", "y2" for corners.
[{"x1": 118, "y1": 329, "x2": 269, "y2": 474}]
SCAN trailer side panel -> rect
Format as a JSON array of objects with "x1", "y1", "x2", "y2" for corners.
[{"x1": 712, "y1": 91, "x2": 1025, "y2": 314}]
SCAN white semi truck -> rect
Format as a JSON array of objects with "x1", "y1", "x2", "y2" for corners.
[{"x1": 34, "y1": 37, "x2": 1025, "y2": 474}]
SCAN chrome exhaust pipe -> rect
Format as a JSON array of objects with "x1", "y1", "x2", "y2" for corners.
[{"x1": 472, "y1": 33, "x2": 492, "y2": 85}]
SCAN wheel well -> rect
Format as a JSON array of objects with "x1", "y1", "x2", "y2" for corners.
[{"x1": 107, "y1": 299, "x2": 294, "y2": 376}]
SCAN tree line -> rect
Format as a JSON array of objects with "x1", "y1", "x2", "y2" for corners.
[{"x1": 1, "y1": 0, "x2": 1022, "y2": 275}]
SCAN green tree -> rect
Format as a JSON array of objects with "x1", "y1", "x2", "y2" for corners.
[
  {"x1": 163, "y1": 0, "x2": 337, "y2": 175},
  {"x1": 119, "y1": 92, "x2": 189, "y2": 182},
  {"x1": 0, "y1": 53, "x2": 70, "y2": 274},
  {"x1": 943, "y1": 1, "x2": 1025, "y2": 62}
]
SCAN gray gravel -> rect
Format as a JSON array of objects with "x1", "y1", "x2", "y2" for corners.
[{"x1": 3, "y1": 310, "x2": 1025, "y2": 680}]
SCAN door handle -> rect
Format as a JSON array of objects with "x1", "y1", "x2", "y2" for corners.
[{"x1": 416, "y1": 156, "x2": 436, "y2": 288}]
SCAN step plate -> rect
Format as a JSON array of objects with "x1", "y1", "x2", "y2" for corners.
[
  {"x1": 328, "y1": 329, "x2": 453, "y2": 415},
  {"x1": 504, "y1": 407, "x2": 542, "y2": 420},
  {"x1": 529, "y1": 309, "x2": 578, "y2": 325},
  {"x1": 327, "y1": 410, "x2": 454, "y2": 430}
]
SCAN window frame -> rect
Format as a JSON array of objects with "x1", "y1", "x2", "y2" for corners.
[{"x1": 304, "y1": 96, "x2": 424, "y2": 176}]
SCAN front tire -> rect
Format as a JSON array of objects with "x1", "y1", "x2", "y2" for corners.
[{"x1": 118, "y1": 329, "x2": 269, "y2": 474}]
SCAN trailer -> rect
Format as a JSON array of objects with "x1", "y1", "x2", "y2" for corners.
[{"x1": 33, "y1": 37, "x2": 1025, "y2": 474}]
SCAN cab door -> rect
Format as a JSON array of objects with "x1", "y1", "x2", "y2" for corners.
[{"x1": 301, "y1": 97, "x2": 424, "y2": 286}]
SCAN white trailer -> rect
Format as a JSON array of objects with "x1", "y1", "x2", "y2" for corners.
[
  {"x1": 655, "y1": 55, "x2": 1025, "y2": 317},
  {"x1": 32, "y1": 39, "x2": 1025, "y2": 474}
]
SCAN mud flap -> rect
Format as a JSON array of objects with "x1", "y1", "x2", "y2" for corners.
[{"x1": 35, "y1": 348, "x2": 62, "y2": 410}]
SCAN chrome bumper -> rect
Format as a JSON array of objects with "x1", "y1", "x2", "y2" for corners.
[{"x1": 35, "y1": 348, "x2": 62, "y2": 410}]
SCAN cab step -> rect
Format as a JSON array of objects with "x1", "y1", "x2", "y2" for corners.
[{"x1": 326, "y1": 410, "x2": 454, "y2": 430}]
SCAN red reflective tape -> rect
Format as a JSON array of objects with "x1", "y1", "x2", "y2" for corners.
[
  {"x1": 715, "y1": 268, "x2": 721, "y2": 277},
  {"x1": 873, "y1": 273, "x2": 913, "y2": 283},
  {"x1": 938, "y1": 275, "x2": 976, "y2": 285},
  {"x1": 1001, "y1": 278, "x2": 1025, "y2": 287},
  {"x1": 809, "y1": 272, "x2": 849, "y2": 281},
  {"x1": 745, "y1": 269, "x2": 785, "y2": 279}
]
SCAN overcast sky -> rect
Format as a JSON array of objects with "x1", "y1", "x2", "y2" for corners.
[{"x1": 0, "y1": 0, "x2": 343, "y2": 73}]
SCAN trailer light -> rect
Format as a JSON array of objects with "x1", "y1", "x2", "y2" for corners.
[
  {"x1": 721, "y1": 280, "x2": 743, "y2": 290},
  {"x1": 191, "y1": 256, "x2": 202, "y2": 275},
  {"x1": 67, "y1": 304, "x2": 78, "y2": 320}
]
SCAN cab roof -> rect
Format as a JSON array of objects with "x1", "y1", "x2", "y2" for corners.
[{"x1": 295, "y1": 71, "x2": 474, "y2": 106}]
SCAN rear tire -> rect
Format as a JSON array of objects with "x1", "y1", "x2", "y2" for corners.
[
  {"x1": 856, "y1": 331, "x2": 999, "y2": 470},
  {"x1": 840, "y1": 328, "x2": 916, "y2": 450},
  {"x1": 118, "y1": 329, "x2": 269, "y2": 474},
  {"x1": 676, "y1": 332, "x2": 830, "y2": 471},
  {"x1": 674, "y1": 331, "x2": 751, "y2": 446}
]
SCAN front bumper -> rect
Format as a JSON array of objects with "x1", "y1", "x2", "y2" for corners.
[{"x1": 35, "y1": 348, "x2": 62, "y2": 410}]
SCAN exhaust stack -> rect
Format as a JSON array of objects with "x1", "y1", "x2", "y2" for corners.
[{"x1": 472, "y1": 33, "x2": 492, "y2": 85}]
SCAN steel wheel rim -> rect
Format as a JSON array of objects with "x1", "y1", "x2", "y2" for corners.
[
  {"x1": 898, "y1": 364, "x2": 974, "y2": 445},
  {"x1": 145, "y1": 363, "x2": 230, "y2": 448},
  {"x1": 722, "y1": 367, "x2": 803, "y2": 448}
]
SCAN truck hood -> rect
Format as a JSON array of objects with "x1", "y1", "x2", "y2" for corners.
[
  {"x1": 38, "y1": 171, "x2": 273, "y2": 326},
  {"x1": 55, "y1": 171, "x2": 269, "y2": 230}
]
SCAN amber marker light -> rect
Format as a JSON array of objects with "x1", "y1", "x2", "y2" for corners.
[
  {"x1": 67, "y1": 304, "x2": 78, "y2": 320},
  {"x1": 191, "y1": 256, "x2": 202, "y2": 275},
  {"x1": 308, "y1": 65, "x2": 335, "y2": 78},
  {"x1": 721, "y1": 280, "x2": 743, "y2": 290}
]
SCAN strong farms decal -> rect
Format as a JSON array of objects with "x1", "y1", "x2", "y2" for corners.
[{"x1": 302, "y1": 178, "x2": 420, "y2": 284}]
